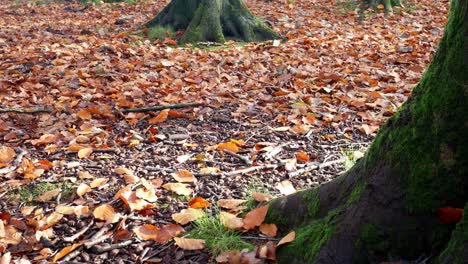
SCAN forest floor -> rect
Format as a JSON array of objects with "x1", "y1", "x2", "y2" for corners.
[{"x1": 0, "y1": 0, "x2": 448, "y2": 263}]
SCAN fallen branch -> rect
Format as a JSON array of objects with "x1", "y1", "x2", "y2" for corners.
[
  {"x1": 93, "y1": 239, "x2": 134, "y2": 253},
  {"x1": 63, "y1": 220, "x2": 94, "y2": 242},
  {"x1": 288, "y1": 158, "x2": 345, "y2": 178},
  {"x1": 0, "y1": 102, "x2": 200, "y2": 115},
  {"x1": 84, "y1": 225, "x2": 112, "y2": 248},
  {"x1": 222, "y1": 149, "x2": 252, "y2": 165}
]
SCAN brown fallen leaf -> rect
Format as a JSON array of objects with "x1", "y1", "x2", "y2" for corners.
[
  {"x1": 172, "y1": 170, "x2": 196, "y2": 183},
  {"x1": 277, "y1": 231, "x2": 295, "y2": 247},
  {"x1": 162, "y1": 183, "x2": 193, "y2": 196},
  {"x1": 133, "y1": 224, "x2": 159, "y2": 241},
  {"x1": 0, "y1": 146, "x2": 15, "y2": 165},
  {"x1": 77, "y1": 147, "x2": 93, "y2": 159},
  {"x1": 252, "y1": 192, "x2": 274, "y2": 202},
  {"x1": 148, "y1": 109, "x2": 169, "y2": 124},
  {"x1": 90, "y1": 178, "x2": 108, "y2": 188},
  {"x1": 217, "y1": 199, "x2": 247, "y2": 210},
  {"x1": 259, "y1": 223, "x2": 277, "y2": 237},
  {"x1": 188, "y1": 197, "x2": 211, "y2": 209},
  {"x1": 93, "y1": 204, "x2": 120, "y2": 224},
  {"x1": 35, "y1": 188, "x2": 61, "y2": 202},
  {"x1": 76, "y1": 183, "x2": 91, "y2": 196},
  {"x1": 256, "y1": 241, "x2": 276, "y2": 260},
  {"x1": 243, "y1": 205, "x2": 269, "y2": 230},
  {"x1": 220, "y1": 212, "x2": 244, "y2": 230},
  {"x1": 174, "y1": 237, "x2": 205, "y2": 250}
]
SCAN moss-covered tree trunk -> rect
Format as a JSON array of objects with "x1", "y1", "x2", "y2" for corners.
[
  {"x1": 267, "y1": 0, "x2": 467, "y2": 262},
  {"x1": 143, "y1": 0, "x2": 278, "y2": 43},
  {"x1": 361, "y1": 0, "x2": 403, "y2": 12}
]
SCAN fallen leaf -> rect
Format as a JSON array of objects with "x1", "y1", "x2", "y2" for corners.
[
  {"x1": 162, "y1": 183, "x2": 193, "y2": 196},
  {"x1": 220, "y1": 212, "x2": 244, "y2": 230},
  {"x1": 259, "y1": 223, "x2": 277, "y2": 237},
  {"x1": 243, "y1": 205, "x2": 269, "y2": 230},
  {"x1": 52, "y1": 243, "x2": 82, "y2": 262},
  {"x1": 172, "y1": 170, "x2": 196, "y2": 183},
  {"x1": 256, "y1": 241, "x2": 276, "y2": 260},
  {"x1": 133, "y1": 224, "x2": 159, "y2": 241},
  {"x1": 172, "y1": 208, "x2": 205, "y2": 225},
  {"x1": 188, "y1": 197, "x2": 211, "y2": 209},
  {"x1": 77, "y1": 147, "x2": 93, "y2": 159},
  {"x1": 76, "y1": 183, "x2": 91, "y2": 196},
  {"x1": 154, "y1": 224, "x2": 185, "y2": 244},
  {"x1": 252, "y1": 192, "x2": 273, "y2": 202},
  {"x1": 217, "y1": 142, "x2": 239, "y2": 153},
  {"x1": 93, "y1": 204, "x2": 120, "y2": 224},
  {"x1": 277, "y1": 231, "x2": 295, "y2": 246},
  {"x1": 35, "y1": 189, "x2": 61, "y2": 202},
  {"x1": 148, "y1": 109, "x2": 169, "y2": 124},
  {"x1": 0, "y1": 146, "x2": 15, "y2": 165},
  {"x1": 174, "y1": 237, "x2": 205, "y2": 250},
  {"x1": 295, "y1": 152, "x2": 310, "y2": 163},
  {"x1": 90, "y1": 178, "x2": 108, "y2": 188},
  {"x1": 276, "y1": 180, "x2": 296, "y2": 195},
  {"x1": 217, "y1": 199, "x2": 247, "y2": 210}
]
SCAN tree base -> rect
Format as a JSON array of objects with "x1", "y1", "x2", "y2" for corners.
[{"x1": 143, "y1": 0, "x2": 279, "y2": 43}]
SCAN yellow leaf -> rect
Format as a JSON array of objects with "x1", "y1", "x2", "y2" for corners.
[
  {"x1": 377, "y1": 4, "x2": 385, "y2": 9},
  {"x1": 53, "y1": 243, "x2": 82, "y2": 262},
  {"x1": 77, "y1": 147, "x2": 93, "y2": 159},
  {"x1": 162, "y1": 183, "x2": 193, "y2": 196},
  {"x1": 93, "y1": 204, "x2": 120, "y2": 224},
  {"x1": 172, "y1": 208, "x2": 205, "y2": 225},
  {"x1": 76, "y1": 183, "x2": 91, "y2": 196}
]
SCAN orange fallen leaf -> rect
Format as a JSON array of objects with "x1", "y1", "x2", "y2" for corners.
[
  {"x1": 134, "y1": 224, "x2": 159, "y2": 241},
  {"x1": 0, "y1": 146, "x2": 15, "y2": 165},
  {"x1": 217, "y1": 199, "x2": 247, "y2": 210},
  {"x1": 277, "y1": 231, "x2": 295, "y2": 247},
  {"x1": 119, "y1": 189, "x2": 155, "y2": 212},
  {"x1": 256, "y1": 241, "x2": 276, "y2": 260},
  {"x1": 52, "y1": 243, "x2": 82, "y2": 262},
  {"x1": 295, "y1": 152, "x2": 310, "y2": 163},
  {"x1": 35, "y1": 189, "x2": 61, "y2": 202},
  {"x1": 259, "y1": 223, "x2": 278, "y2": 237},
  {"x1": 148, "y1": 109, "x2": 169, "y2": 124},
  {"x1": 154, "y1": 224, "x2": 185, "y2": 244},
  {"x1": 32, "y1": 134, "x2": 58, "y2": 146},
  {"x1": 252, "y1": 192, "x2": 274, "y2": 202},
  {"x1": 174, "y1": 237, "x2": 205, "y2": 250},
  {"x1": 217, "y1": 142, "x2": 239, "y2": 153},
  {"x1": 243, "y1": 205, "x2": 269, "y2": 230},
  {"x1": 188, "y1": 197, "x2": 211, "y2": 209}
]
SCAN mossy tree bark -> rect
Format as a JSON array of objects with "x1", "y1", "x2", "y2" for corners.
[
  {"x1": 143, "y1": 0, "x2": 279, "y2": 43},
  {"x1": 267, "y1": 0, "x2": 467, "y2": 263},
  {"x1": 361, "y1": 0, "x2": 403, "y2": 12}
]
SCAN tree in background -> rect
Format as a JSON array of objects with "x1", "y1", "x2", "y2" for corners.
[
  {"x1": 143, "y1": 0, "x2": 279, "y2": 43},
  {"x1": 267, "y1": 0, "x2": 467, "y2": 262},
  {"x1": 361, "y1": 0, "x2": 404, "y2": 12}
]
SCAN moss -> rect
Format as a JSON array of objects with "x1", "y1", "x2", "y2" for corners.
[
  {"x1": 276, "y1": 208, "x2": 340, "y2": 263},
  {"x1": 11, "y1": 181, "x2": 75, "y2": 204},
  {"x1": 436, "y1": 203, "x2": 468, "y2": 264},
  {"x1": 347, "y1": 180, "x2": 366, "y2": 205},
  {"x1": 299, "y1": 188, "x2": 320, "y2": 219},
  {"x1": 265, "y1": 198, "x2": 290, "y2": 228},
  {"x1": 356, "y1": 224, "x2": 390, "y2": 256}
]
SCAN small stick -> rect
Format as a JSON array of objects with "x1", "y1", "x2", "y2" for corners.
[
  {"x1": 240, "y1": 236, "x2": 280, "y2": 241},
  {"x1": 84, "y1": 225, "x2": 111, "y2": 248},
  {"x1": 63, "y1": 221, "x2": 94, "y2": 242},
  {"x1": 60, "y1": 246, "x2": 82, "y2": 262},
  {"x1": 221, "y1": 149, "x2": 252, "y2": 165},
  {"x1": 288, "y1": 158, "x2": 345, "y2": 178},
  {"x1": 92, "y1": 239, "x2": 134, "y2": 253},
  {"x1": 119, "y1": 102, "x2": 200, "y2": 113}
]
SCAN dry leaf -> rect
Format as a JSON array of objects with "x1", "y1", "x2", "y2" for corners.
[
  {"x1": 220, "y1": 212, "x2": 244, "y2": 230},
  {"x1": 52, "y1": 243, "x2": 82, "y2": 262},
  {"x1": 252, "y1": 192, "x2": 273, "y2": 202},
  {"x1": 217, "y1": 199, "x2": 247, "y2": 210},
  {"x1": 295, "y1": 152, "x2": 310, "y2": 163},
  {"x1": 119, "y1": 189, "x2": 155, "y2": 211},
  {"x1": 133, "y1": 224, "x2": 159, "y2": 241},
  {"x1": 93, "y1": 204, "x2": 120, "y2": 224},
  {"x1": 162, "y1": 183, "x2": 193, "y2": 196},
  {"x1": 277, "y1": 231, "x2": 296, "y2": 246},
  {"x1": 188, "y1": 197, "x2": 211, "y2": 209},
  {"x1": 154, "y1": 224, "x2": 185, "y2": 244},
  {"x1": 35, "y1": 188, "x2": 61, "y2": 202},
  {"x1": 172, "y1": 208, "x2": 205, "y2": 225},
  {"x1": 243, "y1": 205, "x2": 269, "y2": 230},
  {"x1": 77, "y1": 147, "x2": 93, "y2": 159},
  {"x1": 217, "y1": 142, "x2": 239, "y2": 153},
  {"x1": 172, "y1": 170, "x2": 196, "y2": 183},
  {"x1": 0, "y1": 146, "x2": 15, "y2": 165},
  {"x1": 76, "y1": 183, "x2": 91, "y2": 196},
  {"x1": 259, "y1": 224, "x2": 277, "y2": 237},
  {"x1": 148, "y1": 109, "x2": 169, "y2": 124},
  {"x1": 174, "y1": 237, "x2": 205, "y2": 250},
  {"x1": 90, "y1": 178, "x2": 108, "y2": 188},
  {"x1": 276, "y1": 180, "x2": 296, "y2": 195}
]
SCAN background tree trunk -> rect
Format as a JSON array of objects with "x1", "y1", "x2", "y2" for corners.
[
  {"x1": 143, "y1": 0, "x2": 279, "y2": 43},
  {"x1": 361, "y1": 0, "x2": 403, "y2": 12},
  {"x1": 267, "y1": 0, "x2": 467, "y2": 262}
]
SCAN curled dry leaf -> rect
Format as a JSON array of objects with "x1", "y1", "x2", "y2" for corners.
[
  {"x1": 259, "y1": 223, "x2": 277, "y2": 237},
  {"x1": 136, "y1": 187, "x2": 158, "y2": 203},
  {"x1": 154, "y1": 224, "x2": 185, "y2": 244},
  {"x1": 93, "y1": 204, "x2": 120, "y2": 224},
  {"x1": 76, "y1": 183, "x2": 91, "y2": 196},
  {"x1": 219, "y1": 212, "x2": 244, "y2": 230},
  {"x1": 119, "y1": 189, "x2": 155, "y2": 212},
  {"x1": 256, "y1": 241, "x2": 276, "y2": 260},
  {"x1": 277, "y1": 231, "x2": 295, "y2": 247},
  {"x1": 133, "y1": 224, "x2": 159, "y2": 241},
  {"x1": 242, "y1": 205, "x2": 269, "y2": 230},
  {"x1": 77, "y1": 147, "x2": 93, "y2": 159},
  {"x1": 174, "y1": 237, "x2": 205, "y2": 250},
  {"x1": 252, "y1": 192, "x2": 274, "y2": 202},
  {"x1": 188, "y1": 197, "x2": 211, "y2": 209},
  {"x1": 172, "y1": 170, "x2": 196, "y2": 183},
  {"x1": 276, "y1": 180, "x2": 296, "y2": 195},
  {"x1": 172, "y1": 208, "x2": 205, "y2": 225},
  {"x1": 32, "y1": 134, "x2": 58, "y2": 146},
  {"x1": 52, "y1": 243, "x2": 82, "y2": 262},
  {"x1": 162, "y1": 183, "x2": 193, "y2": 196},
  {"x1": 55, "y1": 205, "x2": 75, "y2": 215}
]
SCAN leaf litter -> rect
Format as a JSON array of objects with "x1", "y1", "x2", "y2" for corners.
[{"x1": 0, "y1": 0, "x2": 447, "y2": 262}]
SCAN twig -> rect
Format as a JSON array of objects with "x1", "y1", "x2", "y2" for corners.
[
  {"x1": 63, "y1": 221, "x2": 94, "y2": 242},
  {"x1": 93, "y1": 239, "x2": 134, "y2": 253},
  {"x1": 0, "y1": 109, "x2": 54, "y2": 114},
  {"x1": 60, "y1": 246, "x2": 82, "y2": 262},
  {"x1": 288, "y1": 158, "x2": 345, "y2": 178},
  {"x1": 84, "y1": 225, "x2": 111, "y2": 248},
  {"x1": 240, "y1": 236, "x2": 280, "y2": 241},
  {"x1": 118, "y1": 102, "x2": 200, "y2": 113},
  {"x1": 221, "y1": 149, "x2": 252, "y2": 165}
]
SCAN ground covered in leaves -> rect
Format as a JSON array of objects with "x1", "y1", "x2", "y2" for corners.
[{"x1": 0, "y1": 0, "x2": 448, "y2": 263}]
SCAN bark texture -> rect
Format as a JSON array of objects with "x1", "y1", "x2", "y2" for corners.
[
  {"x1": 143, "y1": 0, "x2": 278, "y2": 43},
  {"x1": 267, "y1": 0, "x2": 468, "y2": 262}
]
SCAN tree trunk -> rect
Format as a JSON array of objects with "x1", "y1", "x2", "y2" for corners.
[
  {"x1": 361, "y1": 0, "x2": 404, "y2": 12},
  {"x1": 143, "y1": 0, "x2": 279, "y2": 43},
  {"x1": 266, "y1": 0, "x2": 467, "y2": 263}
]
